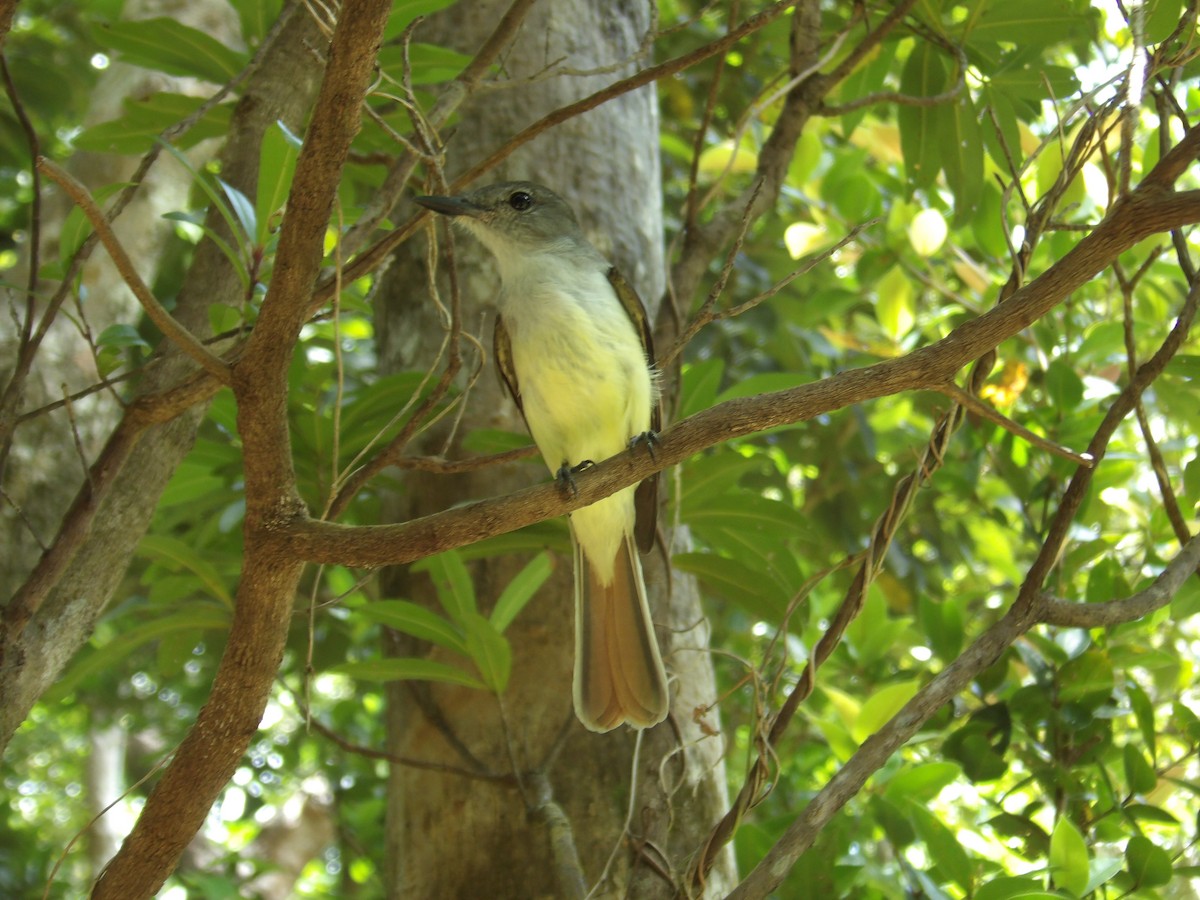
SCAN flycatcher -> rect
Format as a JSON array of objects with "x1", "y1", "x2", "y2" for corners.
[{"x1": 415, "y1": 182, "x2": 668, "y2": 732}]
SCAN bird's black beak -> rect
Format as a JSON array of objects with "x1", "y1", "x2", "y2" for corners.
[{"x1": 414, "y1": 194, "x2": 483, "y2": 218}]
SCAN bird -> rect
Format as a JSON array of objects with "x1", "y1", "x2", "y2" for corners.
[{"x1": 414, "y1": 181, "x2": 668, "y2": 732}]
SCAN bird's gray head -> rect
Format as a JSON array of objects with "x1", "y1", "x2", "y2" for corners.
[{"x1": 414, "y1": 181, "x2": 589, "y2": 257}]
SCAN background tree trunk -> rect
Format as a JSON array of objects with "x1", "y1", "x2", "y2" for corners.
[{"x1": 374, "y1": 2, "x2": 734, "y2": 896}]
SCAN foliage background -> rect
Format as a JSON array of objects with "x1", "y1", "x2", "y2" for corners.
[{"x1": 2, "y1": 0, "x2": 1200, "y2": 897}]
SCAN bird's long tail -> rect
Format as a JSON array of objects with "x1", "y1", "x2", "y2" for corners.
[{"x1": 572, "y1": 534, "x2": 668, "y2": 732}]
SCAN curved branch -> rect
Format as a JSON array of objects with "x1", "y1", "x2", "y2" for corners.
[
  {"x1": 36, "y1": 158, "x2": 232, "y2": 384},
  {"x1": 278, "y1": 187, "x2": 1200, "y2": 569},
  {"x1": 1040, "y1": 534, "x2": 1200, "y2": 627}
]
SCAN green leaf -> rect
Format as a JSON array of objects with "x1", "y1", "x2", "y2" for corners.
[
  {"x1": 415, "y1": 550, "x2": 477, "y2": 623},
  {"x1": 678, "y1": 356, "x2": 724, "y2": 419},
  {"x1": 1124, "y1": 803, "x2": 1178, "y2": 825},
  {"x1": 255, "y1": 120, "x2": 302, "y2": 244},
  {"x1": 1049, "y1": 816, "x2": 1089, "y2": 896},
  {"x1": 974, "y1": 878, "x2": 1059, "y2": 900},
  {"x1": 1125, "y1": 835, "x2": 1172, "y2": 888},
  {"x1": 673, "y1": 552, "x2": 788, "y2": 620},
  {"x1": 907, "y1": 800, "x2": 974, "y2": 894},
  {"x1": 462, "y1": 612, "x2": 512, "y2": 693},
  {"x1": 218, "y1": 178, "x2": 257, "y2": 246},
  {"x1": 375, "y1": 43, "x2": 473, "y2": 85},
  {"x1": 233, "y1": 0, "x2": 283, "y2": 46},
  {"x1": 883, "y1": 762, "x2": 962, "y2": 803},
  {"x1": 74, "y1": 93, "x2": 232, "y2": 154},
  {"x1": 59, "y1": 183, "x2": 128, "y2": 261},
  {"x1": 853, "y1": 680, "x2": 919, "y2": 743},
  {"x1": 1057, "y1": 650, "x2": 1114, "y2": 702},
  {"x1": 875, "y1": 263, "x2": 914, "y2": 340},
  {"x1": 93, "y1": 18, "x2": 246, "y2": 83},
  {"x1": 332, "y1": 658, "x2": 486, "y2": 690},
  {"x1": 966, "y1": 0, "x2": 1095, "y2": 51},
  {"x1": 1123, "y1": 742, "x2": 1157, "y2": 794},
  {"x1": 1082, "y1": 856, "x2": 1125, "y2": 894},
  {"x1": 490, "y1": 552, "x2": 554, "y2": 633},
  {"x1": 96, "y1": 323, "x2": 151, "y2": 351},
  {"x1": 1045, "y1": 359, "x2": 1085, "y2": 410},
  {"x1": 938, "y1": 91, "x2": 984, "y2": 226},
  {"x1": 355, "y1": 600, "x2": 467, "y2": 655},
  {"x1": 46, "y1": 605, "x2": 231, "y2": 701},
  {"x1": 1127, "y1": 681, "x2": 1157, "y2": 761},
  {"x1": 898, "y1": 42, "x2": 949, "y2": 189},
  {"x1": 137, "y1": 534, "x2": 233, "y2": 606},
  {"x1": 385, "y1": 0, "x2": 463, "y2": 41}
]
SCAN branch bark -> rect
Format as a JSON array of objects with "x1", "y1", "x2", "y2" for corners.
[
  {"x1": 89, "y1": 2, "x2": 392, "y2": 895},
  {"x1": 278, "y1": 185, "x2": 1200, "y2": 569}
]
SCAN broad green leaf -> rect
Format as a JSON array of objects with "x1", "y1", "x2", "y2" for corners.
[
  {"x1": 1126, "y1": 681, "x2": 1157, "y2": 761},
  {"x1": 938, "y1": 92, "x2": 984, "y2": 225},
  {"x1": 1124, "y1": 804, "x2": 1178, "y2": 825},
  {"x1": 59, "y1": 183, "x2": 129, "y2": 261},
  {"x1": 1045, "y1": 359, "x2": 1085, "y2": 411},
  {"x1": 74, "y1": 93, "x2": 232, "y2": 154},
  {"x1": 975, "y1": 878, "x2": 1059, "y2": 900},
  {"x1": 1125, "y1": 835, "x2": 1172, "y2": 888},
  {"x1": 1083, "y1": 856, "x2": 1125, "y2": 894},
  {"x1": 233, "y1": 0, "x2": 283, "y2": 45},
  {"x1": 355, "y1": 600, "x2": 467, "y2": 655},
  {"x1": 96, "y1": 323, "x2": 151, "y2": 351},
  {"x1": 93, "y1": 18, "x2": 246, "y2": 83},
  {"x1": 137, "y1": 534, "x2": 233, "y2": 606},
  {"x1": 332, "y1": 658, "x2": 486, "y2": 690},
  {"x1": 158, "y1": 141, "x2": 252, "y2": 279},
  {"x1": 385, "y1": 0, "x2": 464, "y2": 41},
  {"x1": 853, "y1": 680, "x2": 919, "y2": 743},
  {"x1": 415, "y1": 550, "x2": 477, "y2": 622},
  {"x1": 908, "y1": 800, "x2": 974, "y2": 894},
  {"x1": 985, "y1": 813, "x2": 1050, "y2": 858},
  {"x1": 256, "y1": 120, "x2": 302, "y2": 244},
  {"x1": 672, "y1": 552, "x2": 789, "y2": 620},
  {"x1": 875, "y1": 263, "x2": 914, "y2": 339},
  {"x1": 462, "y1": 612, "x2": 512, "y2": 693},
  {"x1": 218, "y1": 178, "x2": 257, "y2": 246},
  {"x1": 375, "y1": 43, "x2": 473, "y2": 85},
  {"x1": 898, "y1": 42, "x2": 949, "y2": 188},
  {"x1": 46, "y1": 605, "x2": 231, "y2": 701},
  {"x1": 1057, "y1": 650, "x2": 1114, "y2": 702},
  {"x1": 883, "y1": 762, "x2": 962, "y2": 803},
  {"x1": 678, "y1": 356, "x2": 725, "y2": 420},
  {"x1": 1123, "y1": 743, "x2": 1157, "y2": 795},
  {"x1": 966, "y1": 0, "x2": 1095, "y2": 51},
  {"x1": 490, "y1": 552, "x2": 554, "y2": 633},
  {"x1": 1049, "y1": 816, "x2": 1089, "y2": 896}
]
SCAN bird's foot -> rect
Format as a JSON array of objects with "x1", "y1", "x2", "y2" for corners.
[
  {"x1": 555, "y1": 459, "x2": 595, "y2": 497},
  {"x1": 628, "y1": 430, "x2": 660, "y2": 461}
]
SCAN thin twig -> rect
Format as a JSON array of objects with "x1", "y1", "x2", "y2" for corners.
[
  {"x1": 934, "y1": 382, "x2": 1095, "y2": 467},
  {"x1": 36, "y1": 158, "x2": 232, "y2": 383}
]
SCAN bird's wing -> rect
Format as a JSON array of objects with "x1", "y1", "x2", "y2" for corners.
[
  {"x1": 607, "y1": 266, "x2": 660, "y2": 554},
  {"x1": 493, "y1": 313, "x2": 527, "y2": 422}
]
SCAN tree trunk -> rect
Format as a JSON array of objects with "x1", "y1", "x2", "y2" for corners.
[{"x1": 374, "y1": 2, "x2": 734, "y2": 896}]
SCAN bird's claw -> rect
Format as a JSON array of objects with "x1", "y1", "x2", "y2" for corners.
[
  {"x1": 555, "y1": 460, "x2": 595, "y2": 497},
  {"x1": 628, "y1": 430, "x2": 660, "y2": 461}
]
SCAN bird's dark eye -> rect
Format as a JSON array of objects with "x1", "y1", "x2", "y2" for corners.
[{"x1": 508, "y1": 191, "x2": 533, "y2": 211}]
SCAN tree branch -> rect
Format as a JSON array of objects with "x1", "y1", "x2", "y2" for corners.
[
  {"x1": 277, "y1": 187, "x2": 1200, "y2": 569},
  {"x1": 89, "y1": 2, "x2": 394, "y2": 896},
  {"x1": 35, "y1": 158, "x2": 232, "y2": 384}
]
